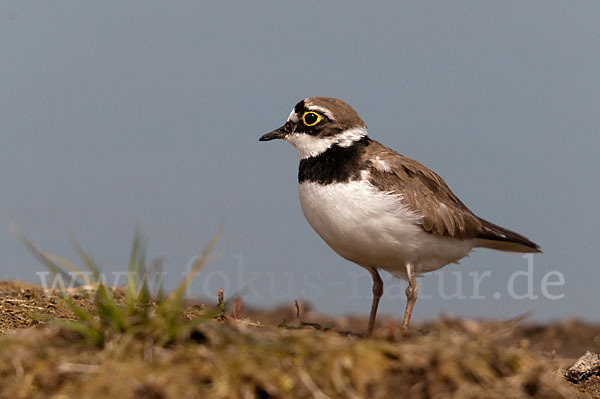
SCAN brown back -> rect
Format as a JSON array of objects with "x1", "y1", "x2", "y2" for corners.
[{"x1": 363, "y1": 140, "x2": 540, "y2": 252}]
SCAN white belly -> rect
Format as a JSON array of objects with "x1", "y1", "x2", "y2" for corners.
[{"x1": 298, "y1": 180, "x2": 475, "y2": 278}]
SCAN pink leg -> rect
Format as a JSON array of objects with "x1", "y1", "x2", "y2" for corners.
[{"x1": 402, "y1": 263, "x2": 418, "y2": 331}]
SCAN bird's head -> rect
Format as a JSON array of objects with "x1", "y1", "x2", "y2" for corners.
[{"x1": 260, "y1": 97, "x2": 367, "y2": 159}]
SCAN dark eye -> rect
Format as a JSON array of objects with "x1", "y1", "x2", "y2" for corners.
[{"x1": 302, "y1": 111, "x2": 321, "y2": 126}]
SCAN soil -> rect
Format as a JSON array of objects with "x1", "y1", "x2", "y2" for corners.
[{"x1": 1, "y1": 280, "x2": 599, "y2": 398}]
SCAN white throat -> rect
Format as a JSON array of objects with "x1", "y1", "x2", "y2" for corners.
[{"x1": 285, "y1": 126, "x2": 367, "y2": 159}]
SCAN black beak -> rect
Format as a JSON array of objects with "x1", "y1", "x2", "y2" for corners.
[{"x1": 259, "y1": 125, "x2": 288, "y2": 142}]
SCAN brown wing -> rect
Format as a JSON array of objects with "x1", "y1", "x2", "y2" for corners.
[{"x1": 363, "y1": 140, "x2": 540, "y2": 252}]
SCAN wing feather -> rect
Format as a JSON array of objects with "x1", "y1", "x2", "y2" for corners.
[{"x1": 363, "y1": 140, "x2": 540, "y2": 252}]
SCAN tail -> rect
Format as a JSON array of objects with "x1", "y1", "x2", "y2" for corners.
[{"x1": 474, "y1": 218, "x2": 541, "y2": 253}]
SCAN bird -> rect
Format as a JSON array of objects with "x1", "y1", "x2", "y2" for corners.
[{"x1": 259, "y1": 97, "x2": 541, "y2": 336}]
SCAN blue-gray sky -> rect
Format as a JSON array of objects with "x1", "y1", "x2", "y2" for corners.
[{"x1": 1, "y1": 1, "x2": 599, "y2": 322}]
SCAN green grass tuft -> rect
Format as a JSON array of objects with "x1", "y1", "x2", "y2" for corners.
[{"x1": 12, "y1": 225, "x2": 221, "y2": 348}]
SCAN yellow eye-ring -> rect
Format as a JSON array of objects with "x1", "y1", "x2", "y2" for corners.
[{"x1": 302, "y1": 111, "x2": 321, "y2": 126}]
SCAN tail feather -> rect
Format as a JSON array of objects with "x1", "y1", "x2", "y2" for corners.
[{"x1": 474, "y1": 218, "x2": 541, "y2": 253}]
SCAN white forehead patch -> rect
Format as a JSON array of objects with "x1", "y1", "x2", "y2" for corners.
[{"x1": 287, "y1": 108, "x2": 299, "y2": 123}]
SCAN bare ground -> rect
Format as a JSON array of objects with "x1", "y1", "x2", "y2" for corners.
[{"x1": 1, "y1": 280, "x2": 599, "y2": 398}]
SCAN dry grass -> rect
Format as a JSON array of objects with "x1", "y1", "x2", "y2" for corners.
[
  {"x1": 0, "y1": 228, "x2": 597, "y2": 398},
  {"x1": 1, "y1": 281, "x2": 597, "y2": 398}
]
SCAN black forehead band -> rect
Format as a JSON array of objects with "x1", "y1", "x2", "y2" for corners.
[{"x1": 294, "y1": 100, "x2": 306, "y2": 114}]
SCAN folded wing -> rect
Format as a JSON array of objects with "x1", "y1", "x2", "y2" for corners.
[{"x1": 364, "y1": 141, "x2": 541, "y2": 253}]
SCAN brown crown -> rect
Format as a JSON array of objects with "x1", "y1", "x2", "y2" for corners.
[{"x1": 304, "y1": 97, "x2": 366, "y2": 128}]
